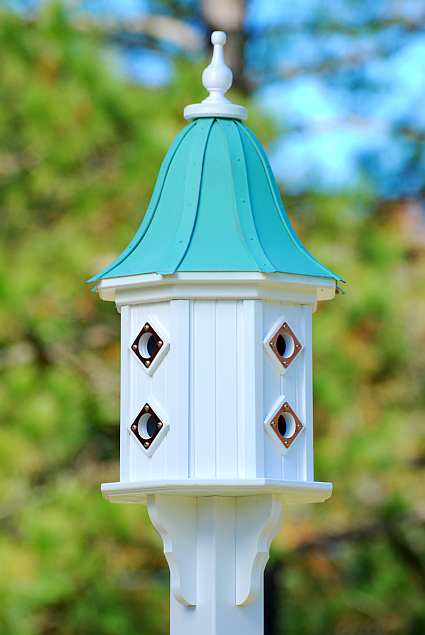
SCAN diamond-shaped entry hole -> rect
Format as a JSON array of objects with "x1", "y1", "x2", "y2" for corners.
[
  {"x1": 270, "y1": 402, "x2": 303, "y2": 449},
  {"x1": 269, "y1": 322, "x2": 302, "y2": 369},
  {"x1": 131, "y1": 404, "x2": 164, "y2": 450},
  {"x1": 131, "y1": 323, "x2": 164, "y2": 369}
]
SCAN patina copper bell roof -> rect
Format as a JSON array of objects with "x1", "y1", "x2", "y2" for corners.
[{"x1": 89, "y1": 31, "x2": 340, "y2": 284}]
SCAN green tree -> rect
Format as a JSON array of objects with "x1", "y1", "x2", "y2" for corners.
[{"x1": 1, "y1": 5, "x2": 425, "y2": 635}]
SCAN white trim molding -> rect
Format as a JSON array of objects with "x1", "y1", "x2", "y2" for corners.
[
  {"x1": 101, "y1": 478, "x2": 332, "y2": 504},
  {"x1": 94, "y1": 271, "x2": 336, "y2": 308}
]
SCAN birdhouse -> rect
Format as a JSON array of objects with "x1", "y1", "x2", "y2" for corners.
[{"x1": 90, "y1": 31, "x2": 341, "y2": 635}]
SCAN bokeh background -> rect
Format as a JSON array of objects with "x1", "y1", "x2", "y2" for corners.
[{"x1": 1, "y1": 1, "x2": 425, "y2": 634}]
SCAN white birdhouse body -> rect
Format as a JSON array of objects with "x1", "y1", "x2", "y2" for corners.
[
  {"x1": 121, "y1": 296, "x2": 313, "y2": 484},
  {"x1": 96, "y1": 271, "x2": 336, "y2": 502}
]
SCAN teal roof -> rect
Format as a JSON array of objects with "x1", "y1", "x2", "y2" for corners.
[{"x1": 89, "y1": 117, "x2": 341, "y2": 282}]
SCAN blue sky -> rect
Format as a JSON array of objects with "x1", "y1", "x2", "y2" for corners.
[
  {"x1": 260, "y1": 33, "x2": 425, "y2": 193},
  {"x1": 6, "y1": 0, "x2": 425, "y2": 196}
]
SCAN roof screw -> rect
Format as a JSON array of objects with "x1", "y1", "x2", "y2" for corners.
[
  {"x1": 145, "y1": 360, "x2": 150, "y2": 367},
  {"x1": 158, "y1": 340, "x2": 163, "y2": 347},
  {"x1": 144, "y1": 404, "x2": 150, "y2": 412},
  {"x1": 144, "y1": 324, "x2": 150, "y2": 331},
  {"x1": 144, "y1": 442, "x2": 149, "y2": 449}
]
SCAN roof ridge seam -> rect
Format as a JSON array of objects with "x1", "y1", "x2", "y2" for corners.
[
  {"x1": 218, "y1": 118, "x2": 274, "y2": 272},
  {"x1": 233, "y1": 120, "x2": 276, "y2": 272},
  {"x1": 213, "y1": 118, "x2": 253, "y2": 266},
  {"x1": 88, "y1": 121, "x2": 197, "y2": 282},
  {"x1": 160, "y1": 118, "x2": 214, "y2": 273},
  {"x1": 237, "y1": 122, "x2": 341, "y2": 281}
]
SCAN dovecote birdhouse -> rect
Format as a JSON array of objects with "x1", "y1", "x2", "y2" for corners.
[{"x1": 91, "y1": 31, "x2": 341, "y2": 635}]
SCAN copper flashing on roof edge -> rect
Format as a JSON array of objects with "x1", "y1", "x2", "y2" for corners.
[
  {"x1": 131, "y1": 403, "x2": 163, "y2": 450},
  {"x1": 131, "y1": 322, "x2": 163, "y2": 369},
  {"x1": 270, "y1": 401, "x2": 303, "y2": 449},
  {"x1": 268, "y1": 321, "x2": 302, "y2": 369}
]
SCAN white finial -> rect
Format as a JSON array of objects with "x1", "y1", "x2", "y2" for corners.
[{"x1": 184, "y1": 31, "x2": 247, "y2": 121}]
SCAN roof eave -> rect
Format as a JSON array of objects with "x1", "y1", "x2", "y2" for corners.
[{"x1": 92, "y1": 270, "x2": 337, "y2": 307}]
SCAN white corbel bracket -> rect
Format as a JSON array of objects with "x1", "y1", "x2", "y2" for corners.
[
  {"x1": 147, "y1": 495, "x2": 197, "y2": 606},
  {"x1": 235, "y1": 495, "x2": 283, "y2": 605},
  {"x1": 147, "y1": 494, "x2": 283, "y2": 608}
]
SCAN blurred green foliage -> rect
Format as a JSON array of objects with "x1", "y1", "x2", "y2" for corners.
[{"x1": 0, "y1": 5, "x2": 424, "y2": 635}]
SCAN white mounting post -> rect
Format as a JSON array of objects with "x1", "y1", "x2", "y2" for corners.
[
  {"x1": 99, "y1": 276, "x2": 335, "y2": 635},
  {"x1": 148, "y1": 494, "x2": 283, "y2": 635}
]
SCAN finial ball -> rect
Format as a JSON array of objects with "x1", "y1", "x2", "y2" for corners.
[
  {"x1": 211, "y1": 31, "x2": 226, "y2": 46},
  {"x1": 183, "y1": 30, "x2": 247, "y2": 120}
]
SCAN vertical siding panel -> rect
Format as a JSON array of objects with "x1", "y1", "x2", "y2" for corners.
[
  {"x1": 263, "y1": 303, "x2": 286, "y2": 480},
  {"x1": 294, "y1": 305, "x2": 307, "y2": 481},
  {"x1": 215, "y1": 302, "x2": 238, "y2": 478},
  {"x1": 128, "y1": 304, "x2": 141, "y2": 480},
  {"x1": 280, "y1": 305, "x2": 301, "y2": 481},
  {"x1": 189, "y1": 301, "x2": 195, "y2": 478},
  {"x1": 262, "y1": 303, "x2": 313, "y2": 483},
  {"x1": 192, "y1": 301, "x2": 217, "y2": 478},
  {"x1": 149, "y1": 303, "x2": 168, "y2": 480},
  {"x1": 167, "y1": 300, "x2": 190, "y2": 478},
  {"x1": 120, "y1": 305, "x2": 131, "y2": 482},
  {"x1": 130, "y1": 304, "x2": 153, "y2": 480},
  {"x1": 129, "y1": 302, "x2": 169, "y2": 481},
  {"x1": 302, "y1": 305, "x2": 314, "y2": 481},
  {"x1": 236, "y1": 300, "x2": 246, "y2": 478},
  {"x1": 242, "y1": 300, "x2": 264, "y2": 478}
]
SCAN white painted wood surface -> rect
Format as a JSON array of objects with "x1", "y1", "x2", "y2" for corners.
[
  {"x1": 148, "y1": 494, "x2": 283, "y2": 635},
  {"x1": 97, "y1": 270, "x2": 336, "y2": 304},
  {"x1": 147, "y1": 495, "x2": 197, "y2": 607},
  {"x1": 184, "y1": 31, "x2": 248, "y2": 121},
  {"x1": 118, "y1": 295, "x2": 315, "y2": 488},
  {"x1": 102, "y1": 478, "x2": 332, "y2": 503}
]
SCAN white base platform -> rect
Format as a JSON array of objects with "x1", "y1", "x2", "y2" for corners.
[{"x1": 101, "y1": 478, "x2": 332, "y2": 504}]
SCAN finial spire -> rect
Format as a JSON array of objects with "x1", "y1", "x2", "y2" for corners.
[{"x1": 184, "y1": 31, "x2": 247, "y2": 121}]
